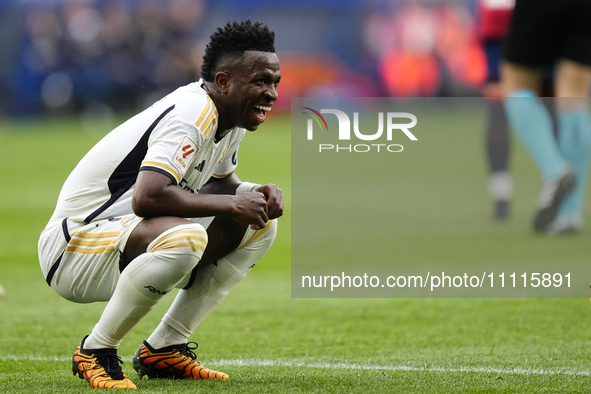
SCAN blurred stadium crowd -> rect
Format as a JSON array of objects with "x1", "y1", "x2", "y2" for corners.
[{"x1": 0, "y1": 0, "x2": 484, "y2": 117}]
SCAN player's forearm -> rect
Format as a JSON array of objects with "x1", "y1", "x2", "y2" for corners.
[
  {"x1": 132, "y1": 184, "x2": 239, "y2": 219},
  {"x1": 133, "y1": 170, "x2": 269, "y2": 228}
]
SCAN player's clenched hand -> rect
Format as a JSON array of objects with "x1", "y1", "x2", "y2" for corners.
[
  {"x1": 253, "y1": 184, "x2": 284, "y2": 220},
  {"x1": 231, "y1": 192, "x2": 269, "y2": 230}
]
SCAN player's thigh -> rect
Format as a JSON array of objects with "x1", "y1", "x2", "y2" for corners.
[
  {"x1": 49, "y1": 216, "x2": 144, "y2": 303},
  {"x1": 501, "y1": 61, "x2": 544, "y2": 95},
  {"x1": 555, "y1": 60, "x2": 591, "y2": 102}
]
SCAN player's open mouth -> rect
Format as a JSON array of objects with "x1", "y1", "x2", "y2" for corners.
[{"x1": 254, "y1": 104, "x2": 272, "y2": 123}]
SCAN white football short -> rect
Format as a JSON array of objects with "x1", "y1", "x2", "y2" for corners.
[{"x1": 38, "y1": 215, "x2": 215, "y2": 303}]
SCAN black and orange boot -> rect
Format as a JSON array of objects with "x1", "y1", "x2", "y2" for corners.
[
  {"x1": 72, "y1": 336, "x2": 137, "y2": 389},
  {"x1": 132, "y1": 340, "x2": 228, "y2": 380}
]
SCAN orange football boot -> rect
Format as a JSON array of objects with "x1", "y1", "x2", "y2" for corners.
[
  {"x1": 72, "y1": 336, "x2": 137, "y2": 389},
  {"x1": 133, "y1": 340, "x2": 229, "y2": 380}
]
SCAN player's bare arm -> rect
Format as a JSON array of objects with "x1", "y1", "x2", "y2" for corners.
[{"x1": 133, "y1": 170, "x2": 271, "y2": 229}]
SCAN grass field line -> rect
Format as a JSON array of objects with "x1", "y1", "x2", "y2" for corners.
[{"x1": 2, "y1": 355, "x2": 590, "y2": 377}]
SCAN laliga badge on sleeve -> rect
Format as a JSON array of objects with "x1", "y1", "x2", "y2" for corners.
[{"x1": 172, "y1": 136, "x2": 198, "y2": 173}]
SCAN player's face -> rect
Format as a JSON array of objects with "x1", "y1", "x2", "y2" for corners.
[{"x1": 226, "y1": 51, "x2": 281, "y2": 131}]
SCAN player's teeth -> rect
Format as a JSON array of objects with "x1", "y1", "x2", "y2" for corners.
[{"x1": 255, "y1": 105, "x2": 271, "y2": 111}]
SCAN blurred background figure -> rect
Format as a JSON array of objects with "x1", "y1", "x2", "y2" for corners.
[
  {"x1": 476, "y1": 0, "x2": 514, "y2": 219},
  {"x1": 1, "y1": 0, "x2": 489, "y2": 119},
  {"x1": 363, "y1": 1, "x2": 486, "y2": 97},
  {"x1": 502, "y1": 0, "x2": 591, "y2": 234},
  {"x1": 1, "y1": 0, "x2": 208, "y2": 119},
  {"x1": 3, "y1": 0, "x2": 587, "y2": 232}
]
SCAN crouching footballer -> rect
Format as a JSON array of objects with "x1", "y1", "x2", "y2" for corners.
[{"x1": 38, "y1": 20, "x2": 283, "y2": 389}]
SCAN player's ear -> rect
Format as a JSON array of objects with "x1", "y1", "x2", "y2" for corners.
[{"x1": 214, "y1": 72, "x2": 231, "y2": 95}]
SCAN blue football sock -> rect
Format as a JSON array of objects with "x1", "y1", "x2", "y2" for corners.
[
  {"x1": 557, "y1": 110, "x2": 591, "y2": 218},
  {"x1": 504, "y1": 90, "x2": 565, "y2": 180}
]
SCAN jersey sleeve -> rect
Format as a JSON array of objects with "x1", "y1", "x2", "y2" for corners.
[
  {"x1": 140, "y1": 105, "x2": 205, "y2": 185},
  {"x1": 212, "y1": 129, "x2": 246, "y2": 178}
]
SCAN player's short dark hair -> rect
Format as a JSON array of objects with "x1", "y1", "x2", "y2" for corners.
[{"x1": 200, "y1": 19, "x2": 276, "y2": 82}]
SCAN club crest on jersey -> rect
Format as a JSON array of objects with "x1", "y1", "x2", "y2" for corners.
[
  {"x1": 173, "y1": 136, "x2": 198, "y2": 172},
  {"x1": 119, "y1": 215, "x2": 136, "y2": 227}
]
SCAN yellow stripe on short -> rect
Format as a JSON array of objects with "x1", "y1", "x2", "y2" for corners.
[
  {"x1": 69, "y1": 238, "x2": 115, "y2": 246},
  {"x1": 72, "y1": 232, "x2": 120, "y2": 239},
  {"x1": 66, "y1": 245, "x2": 115, "y2": 254},
  {"x1": 141, "y1": 161, "x2": 181, "y2": 184}
]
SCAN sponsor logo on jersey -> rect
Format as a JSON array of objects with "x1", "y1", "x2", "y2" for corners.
[
  {"x1": 178, "y1": 178, "x2": 195, "y2": 193},
  {"x1": 173, "y1": 136, "x2": 198, "y2": 172}
]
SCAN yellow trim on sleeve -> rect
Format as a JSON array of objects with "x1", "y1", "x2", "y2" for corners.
[
  {"x1": 212, "y1": 171, "x2": 234, "y2": 178},
  {"x1": 141, "y1": 161, "x2": 181, "y2": 183}
]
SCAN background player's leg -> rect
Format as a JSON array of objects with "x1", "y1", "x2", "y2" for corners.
[
  {"x1": 553, "y1": 60, "x2": 591, "y2": 231},
  {"x1": 146, "y1": 219, "x2": 277, "y2": 349},
  {"x1": 502, "y1": 61, "x2": 577, "y2": 231},
  {"x1": 84, "y1": 218, "x2": 206, "y2": 350},
  {"x1": 502, "y1": 62, "x2": 566, "y2": 181},
  {"x1": 485, "y1": 98, "x2": 512, "y2": 219}
]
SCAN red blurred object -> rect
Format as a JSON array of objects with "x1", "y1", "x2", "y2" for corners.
[
  {"x1": 477, "y1": 0, "x2": 514, "y2": 40},
  {"x1": 380, "y1": 50, "x2": 440, "y2": 97},
  {"x1": 273, "y1": 51, "x2": 378, "y2": 111}
]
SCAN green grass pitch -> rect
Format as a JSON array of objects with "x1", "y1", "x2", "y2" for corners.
[{"x1": 1, "y1": 113, "x2": 591, "y2": 393}]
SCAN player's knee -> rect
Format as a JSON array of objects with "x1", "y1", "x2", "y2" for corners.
[{"x1": 147, "y1": 223, "x2": 208, "y2": 272}]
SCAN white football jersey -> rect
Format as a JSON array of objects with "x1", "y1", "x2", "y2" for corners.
[{"x1": 47, "y1": 80, "x2": 245, "y2": 228}]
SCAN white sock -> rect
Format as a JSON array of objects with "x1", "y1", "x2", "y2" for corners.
[
  {"x1": 84, "y1": 223, "x2": 207, "y2": 350},
  {"x1": 488, "y1": 171, "x2": 513, "y2": 201},
  {"x1": 146, "y1": 219, "x2": 277, "y2": 348}
]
